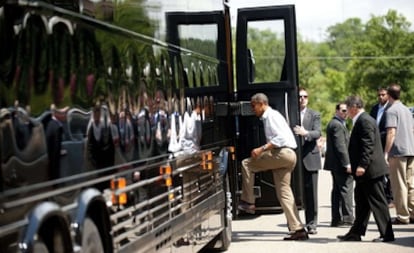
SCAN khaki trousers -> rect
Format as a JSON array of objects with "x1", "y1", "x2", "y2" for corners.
[
  {"x1": 388, "y1": 156, "x2": 414, "y2": 222},
  {"x1": 241, "y1": 147, "x2": 304, "y2": 231}
]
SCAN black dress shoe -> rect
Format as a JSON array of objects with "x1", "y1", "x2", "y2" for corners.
[
  {"x1": 283, "y1": 229, "x2": 309, "y2": 241},
  {"x1": 342, "y1": 221, "x2": 353, "y2": 226},
  {"x1": 372, "y1": 236, "x2": 395, "y2": 242},
  {"x1": 391, "y1": 218, "x2": 409, "y2": 225},
  {"x1": 330, "y1": 221, "x2": 340, "y2": 227},
  {"x1": 237, "y1": 201, "x2": 256, "y2": 214},
  {"x1": 337, "y1": 233, "x2": 361, "y2": 241},
  {"x1": 332, "y1": 220, "x2": 354, "y2": 227},
  {"x1": 307, "y1": 227, "x2": 317, "y2": 234}
]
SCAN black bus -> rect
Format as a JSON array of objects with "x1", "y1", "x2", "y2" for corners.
[{"x1": 0, "y1": 1, "x2": 302, "y2": 252}]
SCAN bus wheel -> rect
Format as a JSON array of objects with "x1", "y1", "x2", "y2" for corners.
[
  {"x1": 32, "y1": 241, "x2": 49, "y2": 253},
  {"x1": 206, "y1": 174, "x2": 232, "y2": 251},
  {"x1": 82, "y1": 218, "x2": 104, "y2": 253},
  {"x1": 218, "y1": 173, "x2": 232, "y2": 251}
]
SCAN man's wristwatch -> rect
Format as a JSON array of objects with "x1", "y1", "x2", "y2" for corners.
[{"x1": 262, "y1": 145, "x2": 266, "y2": 151}]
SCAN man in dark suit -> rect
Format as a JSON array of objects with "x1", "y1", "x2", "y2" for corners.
[
  {"x1": 337, "y1": 95, "x2": 394, "y2": 242},
  {"x1": 370, "y1": 87, "x2": 390, "y2": 148},
  {"x1": 294, "y1": 87, "x2": 322, "y2": 234},
  {"x1": 369, "y1": 87, "x2": 393, "y2": 207},
  {"x1": 324, "y1": 103, "x2": 354, "y2": 227}
]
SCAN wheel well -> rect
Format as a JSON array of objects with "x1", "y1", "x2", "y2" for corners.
[
  {"x1": 38, "y1": 215, "x2": 72, "y2": 253},
  {"x1": 86, "y1": 200, "x2": 113, "y2": 253}
]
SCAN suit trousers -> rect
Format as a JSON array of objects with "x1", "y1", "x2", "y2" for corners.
[
  {"x1": 303, "y1": 168, "x2": 319, "y2": 229},
  {"x1": 241, "y1": 147, "x2": 304, "y2": 231},
  {"x1": 349, "y1": 177, "x2": 394, "y2": 239},
  {"x1": 331, "y1": 170, "x2": 354, "y2": 223}
]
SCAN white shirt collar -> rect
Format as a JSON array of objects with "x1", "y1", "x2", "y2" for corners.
[
  {"x1": 379, "y1": 101, "x2": 388, "y2": 109},
  {"x1": 261, "y1": 106, "x2": 271, "y2": 120},
  {"x1": 301, "y1": 107, "x2": 307, "y2": 114}
]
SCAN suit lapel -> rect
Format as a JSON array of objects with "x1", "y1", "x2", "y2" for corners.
[{"x1": 333, "y1": 117, "x2": 349, "y2": 141}]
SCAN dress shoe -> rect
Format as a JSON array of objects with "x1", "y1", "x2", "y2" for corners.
[
  {"x1": 391, "y1": 218, "x2": 409, "y2": 225},
  {"x1": 331, "y1": 221, "x2": 353, "y2": 227},
  {"x1": 283, "y1": 229, "x2": 309, "y2": 241},
  {"x1": 372, "y1": 236, "x2": 395, "y2": 242},
  {"x1": 307, "y1": 227, "x2": 317, "y2": 234},
  {"x1": 237, "y1": 201, "x2": 255, "y2": 214},
  {"x1": 330, "y1": 221, "x2": 341, "y2": 227},
  {"x1": 287, "y1": 230, "x2": 295, "y2": 235},
  {"x1": 341, "y1": 221, "x2": 353, "y2": 227},
  {"x1": 337, "y1": 233, "x2": 361, "y2": 241}
]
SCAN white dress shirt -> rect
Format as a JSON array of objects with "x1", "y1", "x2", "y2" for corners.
[
  {"x1": 376, "y1": 102, "x2": 388, "y2": 125},
  {"x1": 261, "y1": 107, "x2": 297, "y2": 149}
]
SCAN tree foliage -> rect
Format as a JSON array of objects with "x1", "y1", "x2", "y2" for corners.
[
  {"x1": 247, "y1": 28, "x2": 286, "y2": 82},
  {"x1": 345, "y1": 10, "x2": 414, "y2": 107}
]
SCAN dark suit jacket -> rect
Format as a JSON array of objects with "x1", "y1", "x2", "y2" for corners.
[
  {"x1": 323, "y1": 117, "x2": 350, "y2": 171},
  {"x1": 348, "y1": 112, "x2": 388, "y2": 182},
  {"x1": 301, "y1": 108, "x2": 322, "y2": 171},
  {"x1": 369, "y1": 102, "x2": 390, "y2": 149}
]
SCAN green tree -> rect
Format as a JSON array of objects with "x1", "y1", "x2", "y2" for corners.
[
  {"x1": 326, "y1": 18, "x2": 365, "y2": 71},
  {"x1": 247, "y1": 28, "x2": 286, "y2": 82},
  {"x1": 297, "y1": 39, "x2": 345, "y2": 130},
  {"x1": 346, "y1": 10, "x2": 414, "y2": 107}
]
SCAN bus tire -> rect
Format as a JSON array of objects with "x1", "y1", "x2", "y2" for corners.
[
  {"x1": 32, "y1": 241, "x2": 49, "y2": 253},
  {"x1": 218, "y1": 173, "x2": 232, "y2": 251},
  {"x1": 81, "y1": 218, "x2": 104, "y2": 253},
  {"x1": 206, "y1": 174, "x2": 232, "y2": 251},
  {"x1": 213, "y1": 215, "x2": 232, "y2": 251}
]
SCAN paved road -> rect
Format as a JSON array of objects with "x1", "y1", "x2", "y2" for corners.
[{"x1": 223, "y1": 170, "x2": 414, "y2": 253}]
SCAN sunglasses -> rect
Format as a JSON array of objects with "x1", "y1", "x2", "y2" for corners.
[{"x1": 340, "y1": 109, "x2": 347, "y2": 113}]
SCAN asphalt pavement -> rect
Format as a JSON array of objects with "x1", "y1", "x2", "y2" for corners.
[{"x1": 223, "y1": 169, "x2": 414, "y2": 253}]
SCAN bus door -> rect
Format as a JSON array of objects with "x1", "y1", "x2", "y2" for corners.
[
  {"x1": 166, "y1": 10, "x2": 232, "y2": 143},
  {"x1": 235, "y1": 5, "x2": 303, "y2": 213},
  {"x1": 165, "y1": 10, "x2": 235, "y2": 249}
]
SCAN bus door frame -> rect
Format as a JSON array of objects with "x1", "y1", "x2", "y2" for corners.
[{"x1": 234, "y1": 5, "x2": 304, "y2": 214}]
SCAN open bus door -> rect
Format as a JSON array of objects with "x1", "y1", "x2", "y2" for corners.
[
  {"x1": 235, "y1": 5, "x2": 304, "y2": 214},
  {"x1": 165, "y1": 9, "x2": 233, "y2": 143},
  {"x1": 165, "y1": 9, "x2": 235, "y2": 250}
]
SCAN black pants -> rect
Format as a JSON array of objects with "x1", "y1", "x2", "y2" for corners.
[
  {"x1": 304, "y1": 169, "x2": 319, "y2": 229},
  {"x1": 384, "y1": 174, "x2": 393, "y2": 204},
  {"x1": 349, "y1": 177, "x2": 394, "y2": 239},
  {"x1": 331, "y1": 170, "x2": 354, "y2": 223}
]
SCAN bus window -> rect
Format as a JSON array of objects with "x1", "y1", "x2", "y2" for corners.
[
  {"x1": 178, "y1": 24, "x2": 218, "y2": 59},
  {"x1": 177, "y1": 24, "x2": 219, "y2": 88},
  {"x1": 247, "y1": 20, "x2": 286, "y2": 83}
]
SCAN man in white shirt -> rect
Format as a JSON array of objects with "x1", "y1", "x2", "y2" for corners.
[{"x1": 238, "y1": 93, "x2": 308, "y2": 240}]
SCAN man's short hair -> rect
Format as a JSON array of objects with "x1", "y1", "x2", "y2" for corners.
[
  {"x1": 387, "y1": 83, "x2": 401, "y2": 100},
  {"x1": 377, "y1": 86, "x2": 388, "y2": 93},
  {"x1": 335, "y1": 102, "x2": 346, "y2": 111},
  {"x1": 251, "y1": 93, "x2": 269, "y2": 105},
  {"x1": 345, "y1": 95, "x2": 364, "y2": 109}
]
